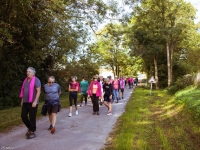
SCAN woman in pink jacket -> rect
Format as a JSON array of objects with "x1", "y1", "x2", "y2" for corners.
[{"x1": 88, "y1": 76, "x2": 102, "y2": 115}]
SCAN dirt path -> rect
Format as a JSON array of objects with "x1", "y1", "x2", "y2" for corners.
[{"x1": 0, "y1": 86, "x2": 134, "y2": 150}]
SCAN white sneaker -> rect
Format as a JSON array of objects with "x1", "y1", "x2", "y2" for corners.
[
  {"x1": 76, "y1": 110, "x2": 78, "y2": 115},
  {"x1": 68, "y1": 113, "x2": 72, "y2": 117},
  {"x1": 107, "y1": 112, "x2": 112, "y2": 115}
]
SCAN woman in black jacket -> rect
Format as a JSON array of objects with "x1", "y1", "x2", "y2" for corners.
[{"x1": 103, "y1": 78, "x2": 113, "y2": 115}]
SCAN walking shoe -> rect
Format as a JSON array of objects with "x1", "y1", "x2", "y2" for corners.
[
  {"x1": 93, "y1": 112, "x2": 96, "y2": 115},
  {"x1": 25, "y1": 129, "x2": 31, "y2": 136},
  {"x1": 48, "y1": 125, "x2": 52, "y2": 131},
  {"x1": 26, "y1": 132, "x2": 36, "y2": 139},
  {"x1": 107, "y1": 112, "x2": 112, "y2": 115},
  {"x1": 76, "y1": 110, "x2": 78, "y2": 115},
  {"x1": 97, "y1": 112, "x2": 100, "y2": 115},
  {"x1": 122, "y1": 97, "x2": 124, "y2": 99},
  {"x1": 51, "y1": 127, "x2": 55, "y2": 134},
  {"x1": 80, "y1": 104, "x2": 82, "y2": 107},
  {"x1": 68, "y1": 113, "x2": 72, "y2": 117}
]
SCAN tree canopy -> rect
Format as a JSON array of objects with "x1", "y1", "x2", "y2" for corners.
[{"x1": 0, "y1": 0, "x2": 200, "y2": 109}]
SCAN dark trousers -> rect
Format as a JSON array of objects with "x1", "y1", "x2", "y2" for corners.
[
  {"x1": 69, "y1": 93, "x2": 78, "y2": 106},
  {"x1": 80, "y1": 94, "x2": 88, "y2": 103},
  {"x1": 91, "y1": 94, "x2": 99, "y2": 112},
  {"x1": 21, "y1": 103, "x2": 38, "y2": 132}
]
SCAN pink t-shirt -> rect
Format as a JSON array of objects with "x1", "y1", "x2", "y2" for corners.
[
  {"x1": 92, "y1": 84, "x2": 98, "y2": 94},
  {"x1": 113, "y1": 80, "x2": 119, "y2": 89},
  {"x1": 129, "y1": 78, "x2": 133, "y2": 83}
]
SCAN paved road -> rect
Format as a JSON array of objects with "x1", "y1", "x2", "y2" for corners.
[{"x1": 0, "y1": 86, "x2": 134, "y2": 150}]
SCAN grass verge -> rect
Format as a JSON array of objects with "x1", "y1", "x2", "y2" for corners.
[
  {"x1": 174, "y1": 86, "x2": 200, "y2": 118},
  {"x1": 0, "y1": 93, "x2": 70, "y2": 133},
  {"x1": 102, "y1": 87, "x2": 200, "y2": 150}
]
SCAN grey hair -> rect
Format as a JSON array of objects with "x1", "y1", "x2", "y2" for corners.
[
  {"x1": 105, "y1": 78, "x2": 110, "y2": 82},
  {"x1": 27, "y1": 67, "x2": 36, "y2": 75},
  {"x1": 48, "y1": 76, "x2": 55, "y2": 81},
  {"x1": 71, "y1": 76, "x2": 77, "y2": 80}
]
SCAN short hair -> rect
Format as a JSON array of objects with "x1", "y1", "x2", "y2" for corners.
[
  {"x1": 71, "y1": 76, "x2": 77, "y2": 80},
  {"x1": 27, "y1": 67, "x2": 36, "y2": 75},
  {"x1": 105, "y1": 78, "x2": 110, "y2": 82},
  {"x1": 48, "y1": 76, "x2": 55, "y2": 81}
]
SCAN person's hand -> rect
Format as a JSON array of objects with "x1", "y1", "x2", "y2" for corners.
[
  {"x1": 21, "y1": 99, "x2": 23, "y2": 106},
  {"x1": 32, "y1": 101, "x2": 37, "y2": 107}
]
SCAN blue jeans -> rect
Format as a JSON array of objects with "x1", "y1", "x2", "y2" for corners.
[{"x1": 113, "y1": 89, "x2": 118, "y2": 101}]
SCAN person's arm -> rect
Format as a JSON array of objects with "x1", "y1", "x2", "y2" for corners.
[
  {"x1": 87, "y1": 82, "x2": 92, "y2": 97},
  {"x1": 103, "y1": 84, "x2": 105, "y2": 92},
  {"x1": 32, "y1": 87, "x2": 41, "y2": 107},
  {"x1": 68, "y1": 85, "x2": 72, "y2": 92},
  {"x1": 75, "y1": 85, "x2": 78, "y2": 92},
  {"x1": 58, "y1": 85, "x2": 61, "y2": 95},
  {"x1": 109, "y1": 84, "x2": 112, "y2": 98},
  {"x1": 69, "y1": 83, "x2": 78, "y2": 92},
  {"x1": 98, "y1": 83, "x2": 102, "y2": 98},
  {"x1": 21, "y1": 98, "x2": 23, "y2": 106}
]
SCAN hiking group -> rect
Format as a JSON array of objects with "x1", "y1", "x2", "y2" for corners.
[{"x1": 19, "y1": 67, "x2": 138, "y2": 139}]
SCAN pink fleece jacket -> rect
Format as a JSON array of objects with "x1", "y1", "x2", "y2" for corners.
[{"x1": 88, "y1": 81, "x2": 102, "y2": 97}]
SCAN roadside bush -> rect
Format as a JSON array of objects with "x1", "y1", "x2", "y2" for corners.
[{"x1": 167, "y1": 74, "x2": 194, "y2": 94}]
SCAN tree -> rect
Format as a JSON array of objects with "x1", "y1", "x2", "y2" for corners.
[
  {"x1": 91, "y1": 23, "x2": 138, "y2": 77},
  {"x1": 126, "y1": 0, "x2": 197, "y2": 87},
  {"x1": 0, "y1": 0, "x2": 118, "y2": 109}
]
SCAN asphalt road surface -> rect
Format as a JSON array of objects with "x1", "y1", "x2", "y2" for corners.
[{"x1": 0, "y1": 86, "x2": 134, "y2": 150}]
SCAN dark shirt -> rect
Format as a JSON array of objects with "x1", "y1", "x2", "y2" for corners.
[{"x1": 103, "y1": 83, "x2": 112, "y2": 96}]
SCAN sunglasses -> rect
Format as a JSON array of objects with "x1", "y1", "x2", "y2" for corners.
[
  {"x1": 48, "y1": 82, "x2": 54, "y2": 84},
  {"x1": 93, "y1": 78, "x2": 97, "y2": 79}
]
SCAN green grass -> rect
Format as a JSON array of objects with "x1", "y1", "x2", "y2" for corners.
[
  {"x1": 102, "y1": 87, "x2": 200, "y2": 150},
  {"x1": 0, "y1": 93, "x2": 70, "y2": 132},
  {"x1": 174, "y1": 86, "x2": 200, "y2": 118}
]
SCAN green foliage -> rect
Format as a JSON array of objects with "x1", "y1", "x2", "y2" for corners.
[
  {"x1": 91, "y1": 23, "x2": 142, "y2": 77},
  {"x1": 125, "y1": 0, "x2": 199, "y2": 87},
  {"x1": 174, "y1": 87, "x2": 200, "y2": 118},
  {"x1": 167, "y1": 75, "x2": 194, "y2": 94},
  {"x1": 0, "y1": 0, "x2": 117, "y2": 109}
]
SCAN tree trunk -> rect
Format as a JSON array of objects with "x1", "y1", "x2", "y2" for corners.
[
  {"x1": 111, "y1": 65, "x2": 115, "y2": 76},
  {"x1": 166, "y1": 40, "x2": 172, "y2": 87},
  {"x1": 170, "y1": 41, "x2": 174, "y2": 85},
  {"x1": 117, "y1": 65, "x2": 120, "y2": 77},
  {"x1": 154, "y1": 54, "x2": 159, "y2": 89}
]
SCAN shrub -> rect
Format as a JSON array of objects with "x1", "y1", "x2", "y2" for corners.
[{"x1": 167, "y1": 74, "x2": 194, "y2": 94}]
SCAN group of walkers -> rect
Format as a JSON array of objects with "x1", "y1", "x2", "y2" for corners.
[
  {"x1": 126, "y1": 76, "x2": 139, "y2": 89},
  {"x1": 19, "y1": 67, "x2": 136, "y2": 139},
  {"x1": 68, "y1": 75, "x2": 127, "y2": 117}
]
